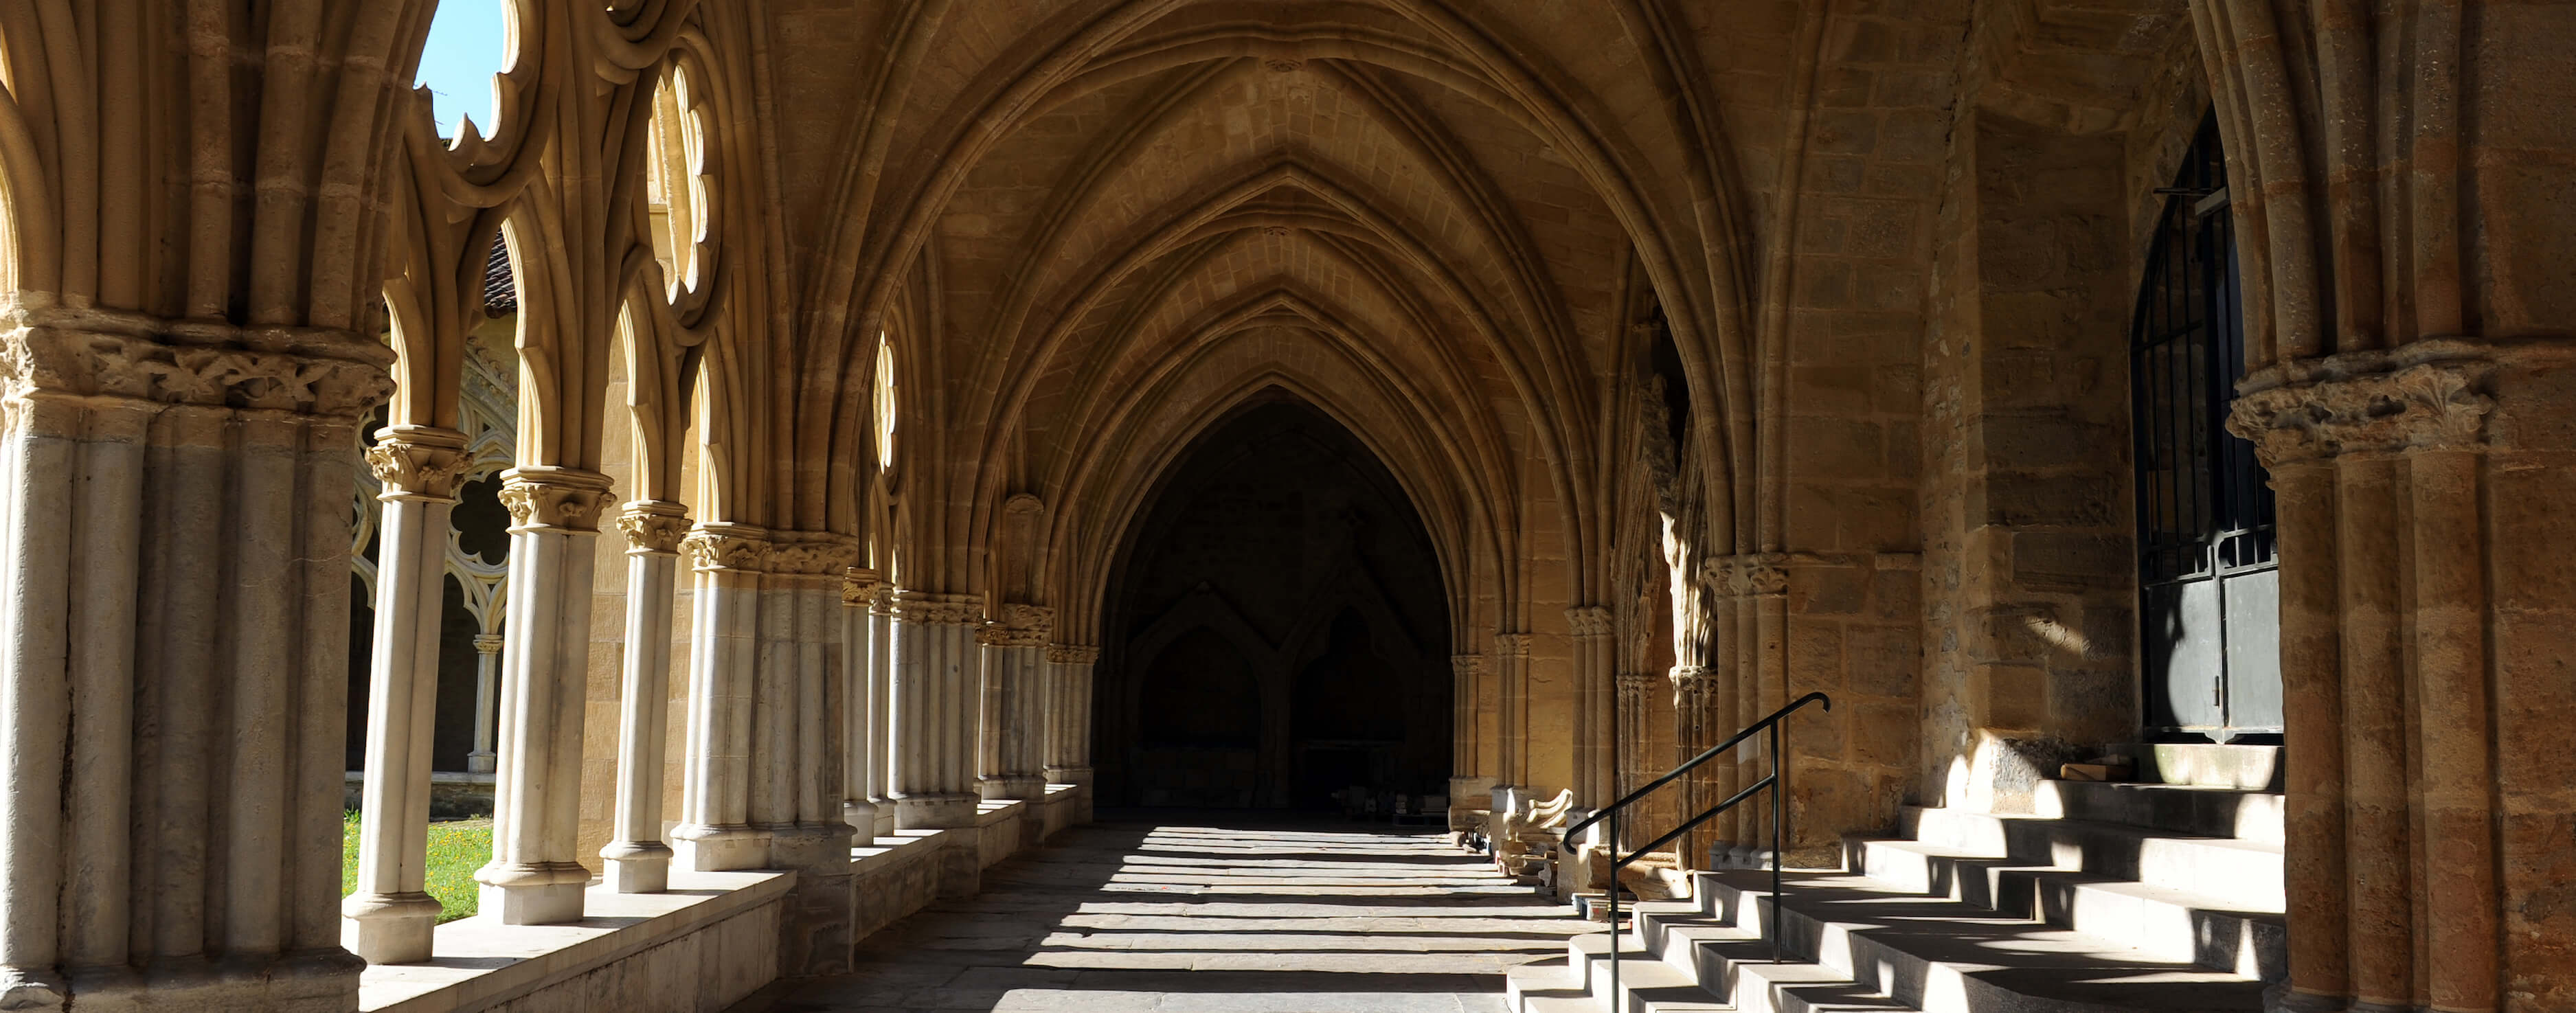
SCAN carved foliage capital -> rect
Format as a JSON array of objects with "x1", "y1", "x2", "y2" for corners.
[
  {"x1": 681, "y1": 523, "x2": 770, "y2": 572},
  {"x1": 1046, "y1": 645, "x2": 1101, "y2": 665},
  {"x1": 366, "y1": 426, "x2": 473, "y2": 501},
  {"x1": 1493, "y1": 633, "x2": 1532, "y2": 657},
  {"x1": 1, "y1": 317, "x2": 394, "y2": 423},
  {"x1": 1615, "y1": 671, "x2": 1657, "y2": 694},
  {"x1": 892, "y1": 590, "x2": 979, "y2": 626},
  {"x1": 982, "y1": 604, "x2": 1054, "y2": 647},
  {"x1": 2226, "y1": 359, "x2": 2494, "y2": 467},
  {"x1": 498, "y1": 467, "x2": 613, "y2": 533},
  {"x1": 842, "y1": 567, "x2": 881, "y2": 606},
  {"x1": 1451, "y1": 653, "x2": 1485, "y2": 678},
  {"x1": 1565, "y1": 606, "x2": 1612, "y2": 639},
  {"x1": 614, "y1": 501, "x2": 690, "y2": 554},
  {"x1": 767, "y1": 531, "x2": 863, "y2": 577}
]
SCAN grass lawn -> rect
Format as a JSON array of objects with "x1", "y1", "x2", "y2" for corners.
[{"x1": 341, "y1": 812, "x2": 493, "y2": 923}]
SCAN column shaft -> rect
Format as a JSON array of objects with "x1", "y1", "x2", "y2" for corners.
[
  {"x1": 602, "y1": 502, "x2": 686, "y2": 893},
  {"x1": 343, "y1": 426, "x2": 470, "y2": 961},
  {"x1": 466, "y1": 635, "x2": 502, "y2": 773},
  {"x1": 868, "y1": 588, "x2": 896, "y2": 838},
  {"x1": 890, "y1": 591, "x2": 979, "y2": 828},
  {"x1": 475, "y1": 466, "x2": 613, "y2": 925},
  {"x1": 841, "y1": 569, "x2": 880, "y2": 843},
  {"x1": 671, "y1": 523, "x2": 769, "y2": 871},
  {"x1": 2408, "y1": 448, "x2": 2496, "y2": 1013}
]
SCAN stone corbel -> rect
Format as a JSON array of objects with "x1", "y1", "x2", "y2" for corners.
[
  {"x1": 2226, "y1": 354, "x2": 2495, "y2": 468},
  {"x1": 497, "y1": 466, "x2": 613, "y2": 533},
  {"x1": 614, "y1": 500, "x2": 690, "y2": 556},
  {"x1": 681, "y1": 521, "x2": 771, "y2": 571},
  {"x1": 365, "y1": 424, "x2": 473, "y2": 502}
]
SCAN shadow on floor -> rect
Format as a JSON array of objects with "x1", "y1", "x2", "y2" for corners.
[{"x1": 734, "y1": 810, "x2": 1596, "y2": 1013}]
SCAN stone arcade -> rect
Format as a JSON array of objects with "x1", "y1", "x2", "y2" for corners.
[{"x1": 0, "y1": 2, "x2": 2569, "y2": 1012}]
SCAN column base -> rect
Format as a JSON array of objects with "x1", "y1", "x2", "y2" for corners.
[
  {"x1": 894, "y1": 792, "x2": 978, "y2": 830},
  {"x1": 1042, "y1": 765, "x2": 1093, "y2": 786},
  {"x1": 465, "y1": 751, "x2": 495, "y2": 775},
  {"x1": 0, "y1": 967, "x2": 65, "y2": 1012},
  {"x1": 600, "y1": 840, "x2": 673, "y2": 894},
  {"x1": 978, "y1": 775, "x2": 1046, "y2": 801},
  {"x1": 339, "y1": 891, "x2": 444, "y2": 964},
  {"x1": 670, "y1": 823, "x2": 771, "y2": 872},
  {"x1": 473, "y1": 861, "x2": 591, "y2": 925},
  {"x1": 768, "y1": 821, "x2": 855, "y2": 871},
  {"x1": 842, "y1": 800, "x2": 879, "y2": 846}
]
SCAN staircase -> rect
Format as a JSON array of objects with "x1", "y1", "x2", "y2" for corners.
[{"x1": 1509, "y1": 745, "x2": 2286, "y2": 1013}]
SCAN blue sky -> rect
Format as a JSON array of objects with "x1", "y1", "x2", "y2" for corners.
[{"x1": 414, "y1": 1, "x2": 508, "y2": 137}]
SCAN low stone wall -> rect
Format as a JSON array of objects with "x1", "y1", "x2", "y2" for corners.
[
  {"x1": 346, "y1": 771, "x2": 497, "y2": 818},
  {"x1": 849, "y1": 830, "x2": 951, "y2": 941},
  {"x1": 360, "y1": 869, "x2": 791, "y2": 1013}
]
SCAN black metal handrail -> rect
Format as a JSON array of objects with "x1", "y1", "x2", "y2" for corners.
[{"x1": 1559, "y1": 690, "x2": 1830, "y2": 999}]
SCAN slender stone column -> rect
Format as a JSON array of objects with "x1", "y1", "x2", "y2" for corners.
[
  {"x1": 342, "y1": 426, "x2": 473, "y2": 962},
  {"x1": 1613, "y1": 672, "x2": 1655, "y2": 849},
  {"x1": 980, "y1": 605, "x2": 1052, "y2": 800},
  {"x1": 601, "y1": 501, "x2": 688, "y2": 893},
  {"x1": 841, "y1": 568, "x2": 882, "y2": 843},
  {"x1": 670, "y1": 523, "x2": 771, "y2": 871},
  {"x1": 764, "y1": 532, "x2": 861, "y2": 976},
  {"x1": 475, "y1": 466, "x2": 614, "y2": 924},
  {"x1": 868, "y1": 584, "x2": 898, "y2": 839},
  {"x1": 466, "y1": 634, "x2": 503, "y2": 774},
  {"x1": 1566, "y1": 606, "x2": 1614, "y2": 812},
  {"x1": 889, "y1": 591, "x2": 981, "y2": 828},
  {"x1": 1670, "y1": 665, "x2": 1724, "y2": 864},
  {"x1": 1487, "y1": 633, "x2": 1532, "y2": 821},
  {"x1": 1447, "y1": 653, "x2": 1489, "y2": 830},
  {"x1": 1041, "y1": 645, "x2": 1100, "y2": 786}
]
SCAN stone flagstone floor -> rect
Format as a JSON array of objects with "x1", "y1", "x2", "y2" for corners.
[{"x1": 740, "y1": 815, "x2": 1596, "y2": 1012}]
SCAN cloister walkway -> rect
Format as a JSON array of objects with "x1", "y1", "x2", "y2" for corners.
[{"x1": 742, "y1": 815, "x2": 1595, "y2": 1012}]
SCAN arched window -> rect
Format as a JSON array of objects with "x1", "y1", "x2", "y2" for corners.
[{"x1": 2132, "y1": 115, "x2": 2280, "y2": 740}]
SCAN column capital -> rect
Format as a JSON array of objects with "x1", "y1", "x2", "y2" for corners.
[
  {"x1": 1493, "y1": 632, "x2": 1531, "y2": 657},
  {"x1": 768, "y1": 530, "x2": 862, "y2": 576},
  {"x1": 498, "y1": 466, "x2": 614, "y2": 533},
  {"x1": 2227, "y1": 351, "x2": 2495, "y2": 468},
  {"x1": 1615, "y1": 671, "x2": 1657, "y2": 694},
  {"x1": 0, "y1": 307, "x2": 394, "y2": 427},
  {"x1": 869, "y1": 582, "x2": 897, "y2": 615},
  {"x1": 1564, "y1": 605, "x2": 1612, "y2": 638},
  {"x1": 1707, "y1": 553, "x2": 1787, "y2": 597},
  {"x1": 843, "y1": 567, "x2": 881, "y2": 606},
  {"x1": 1451, "y1": 653, "x2": 1484, "y2": 676},
  {"x1": 365, "y1": 424, "x2": 474, "y2": 501},
  {"x1": 473, "y1": 633, "x2": 506, "y2": 655},
  {"x1": 681, "y1": 521, "x2": 770, "y2": 571},
  {"x1": 1045, "y1": 645, "x2": 1100, "y2": 664},
  {"x1": 614, "y1": 500, "x2": 690, "y2": 555},
  {"x1": 892, "y1": 589, "x2": 979, "y2": 626}
]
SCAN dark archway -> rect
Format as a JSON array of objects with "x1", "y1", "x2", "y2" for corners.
[{"x1": 1095, "y1": 392, "x2": 1452, "y2": 810}]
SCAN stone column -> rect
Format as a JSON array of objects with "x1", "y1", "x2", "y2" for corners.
[
  {"x1": 841, "y1": 568, "x2": 881, "y2": 844},
  {"x1": 889, "y1": 591, "x2": 980, "y2": 828},
  {"x1": 475, "y1": 466, "x2": 614, "y2": 925},
  {"x1": 763, "y1": 532, "x2": 860, "y2": 976},
  {"x1": 466, "y1": 634, "x2": 503, "y2": 774},
  {"x1": 1613, "y1": 671, "x2": 1655, "y2": 850},
  {"x1": 342, "y1": 426, "x2": 473, "y2": 963},
  {"x1": 1670, "y1": 665, "x2": 1728, "y2": 865},
  {"x1": 601, "y1": 501, "x2": 687, "y2": 893},
  {"x1": 0, "y1": 315, "x2": 391, "y2": 1010},
  {"x1": 2226, "y1": 354, "x2": 2535, "y2": 1013},
  {"x1": 1566, "y1": 606, "x2": 1614, "y2": 812},
  {"x1": 670, "y1": 523, "x2": 770, "y2": 872},
  {"x1": 867, "y1": 584, "x2": 897, "y2": 839},
  {"x1": 979, "y1": 605, "x2": 1051, "y2": 801},
  {"x1": 1487, "y1": 633, "x2": 1531, "y2": 820},
  {"x1": 1041, "y1": 645, "x2": 1100, "y2": 788},
  {"x1": 1447, "y1": 653, "x2": 1489, "y2": 832}
]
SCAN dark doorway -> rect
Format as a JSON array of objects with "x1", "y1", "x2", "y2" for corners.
[
  {"x1": 2132, "y1": 114, "x2": 2281, "y2": 740},
  {"x1": 1094, "y1": 393, "x2": 1451, "y2": 810}
]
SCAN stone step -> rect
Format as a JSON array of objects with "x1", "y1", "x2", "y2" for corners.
[
  {"x1": 1559, "y1": 933, "x2": 1731, "y2": 1012},
  {"x1": 2035, "y1": 779, "x2": 2285, "y2": 844},
  {"x1": 1896, "y1": 806, "x2": 2285, "y2": 909},
  {"x1": 1845, "y1": 839, "x2": 2286, "y2": 980},
  {"x1": 2108, "y1": 742, "x2": 2283, "y2": 790},
  {"x1": 1697, "y1": 871, "x2": 2269, "y2": 1013}
]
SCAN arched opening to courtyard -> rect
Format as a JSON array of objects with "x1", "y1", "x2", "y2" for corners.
[{"x1": 1093, "y1": 394, "x2": 1454, "y2": 812}]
